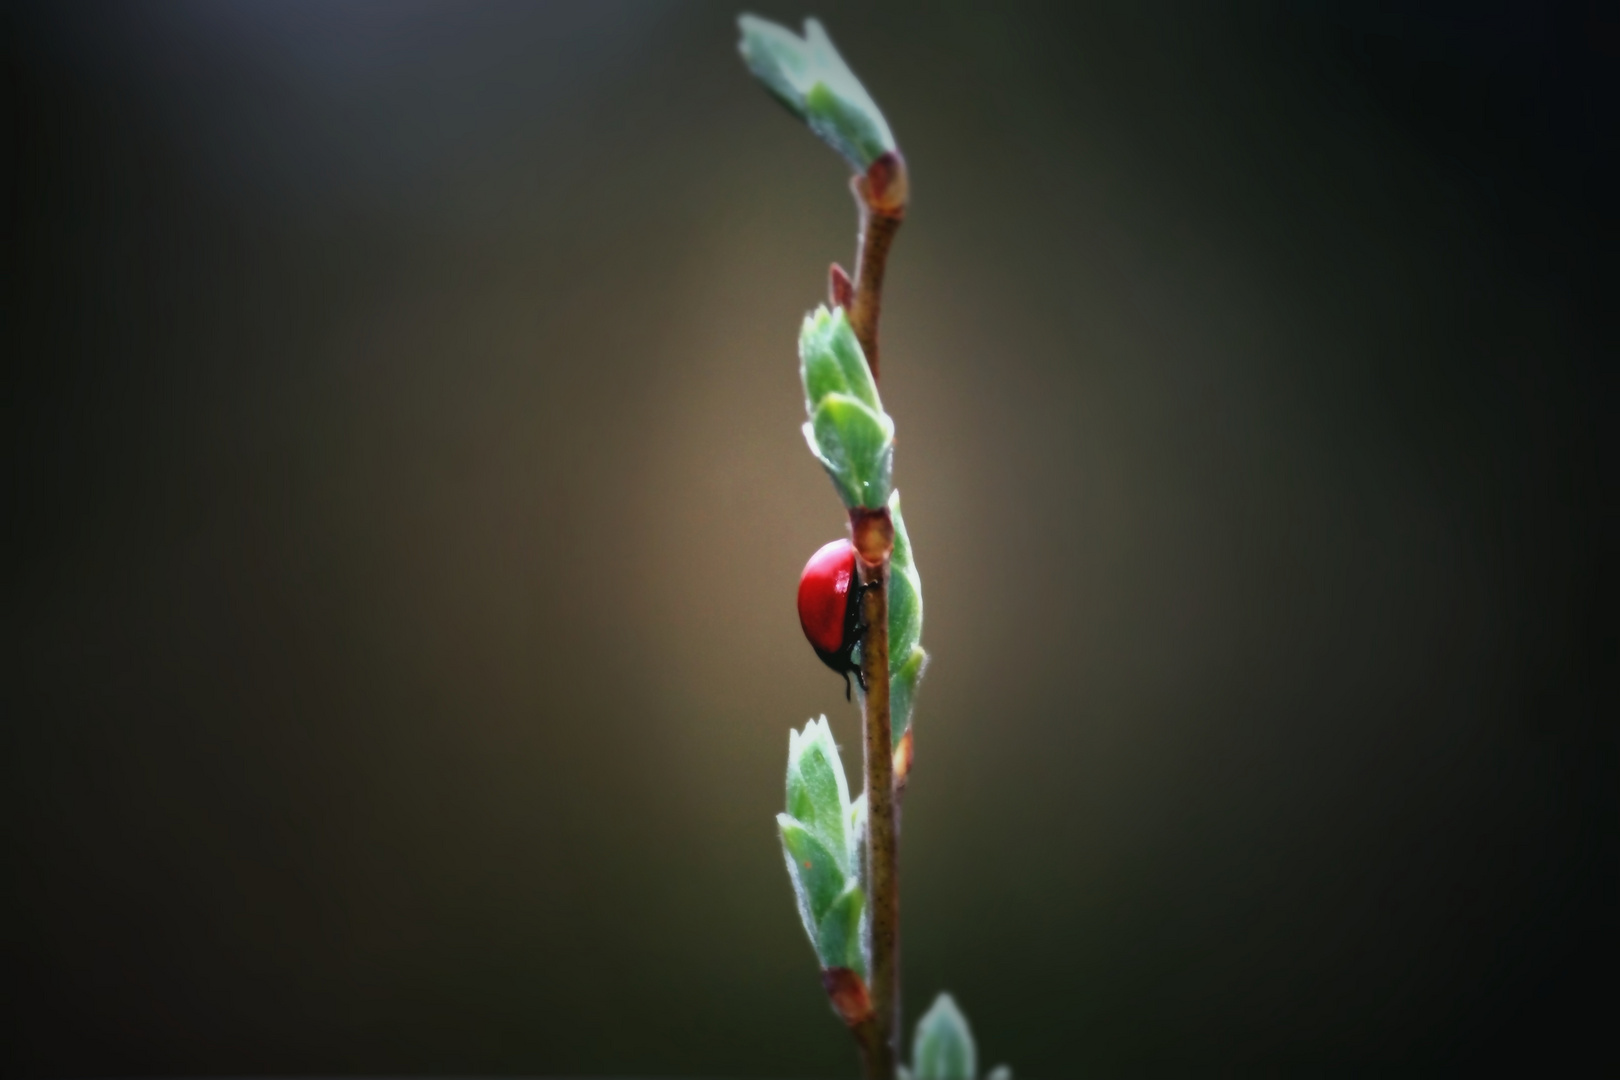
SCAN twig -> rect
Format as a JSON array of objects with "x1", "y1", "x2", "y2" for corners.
[
  {"x1": 841, "y1": 153, "x2": 909, "y2": 379},
  {"x1": 831, "y1": 150, "x2": 908, "y2": 1080},
  {"x1": 853, "y1": 508, "x2": 897, "y2": 1078}
]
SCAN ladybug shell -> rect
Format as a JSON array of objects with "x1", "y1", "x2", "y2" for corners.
[{"x1": 797, "y1": 539, "x2": 857, "y2": 657}]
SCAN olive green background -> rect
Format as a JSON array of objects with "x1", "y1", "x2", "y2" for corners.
[{"x1": 8, "y1": 1, "x2": 1611, "y2": 1075}]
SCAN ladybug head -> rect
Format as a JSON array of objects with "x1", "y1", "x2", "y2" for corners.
[{"x1": 797, "y1": 538, "x2": 868, "y2": 698}]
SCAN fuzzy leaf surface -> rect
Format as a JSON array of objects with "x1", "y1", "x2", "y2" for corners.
[
  {"x1": 786, "y1": 718, "x2": 851, "y2": 874},
  {"x1": 736, "y1": 15, "x2": 896, "y2": 170},
  {"x1": 913, "y1": 992, "x2": 978, "y2": 1080},
  {"x1": 799, "y1": 307, "x2": 894, "y2": 509},
  {"x1": 888, "y1": 490, "x2": 923, "y2": 668},
  {"x1": 800, "y1": 305, "x2": 880, "y2": 413},
  {"x1": 846, "y1": 791, "x2": 868, "y2": 884},
  {"x1": 807, "y1": 395, "x2": 893, "y2": 509},
  {"x1": 815, "y1": 881, "x2": 867, "y2": 974},
  {"x1": 779, "y1": 815, "x2": 847, "y2": 930},
  {"x1": 890, "y1": 644, "x2": 929, "y2": 748}
]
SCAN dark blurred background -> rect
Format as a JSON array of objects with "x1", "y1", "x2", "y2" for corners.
[{"x1": 6, "y1": 1, "x2": 1613, "y2": 1075}]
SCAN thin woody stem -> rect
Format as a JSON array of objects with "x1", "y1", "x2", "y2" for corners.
[
  {"x1": 822, "y1": 968, "x2": 884, "y2": 1076},
  {"x1": 851, "y1": 1014, "x2": 886, "y2": 1078},
  {"x1": 830, "y1": 152, "x2": 907, "y2": 1080},
  {"x1": 850, "y1": 210, "x2": 900, "y2": 377},
  {"x1": 845, "y1": 152, "x2": 908, "y2": 379},
  {"x1": 856, "y1": 523, "x2": 897, "y2": 1078}
]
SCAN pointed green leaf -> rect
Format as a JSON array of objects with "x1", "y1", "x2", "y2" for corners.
[
  {"x1": 786, "y1": 717, "x2": 851, "y2": 874},
  {"x1": 808, "y1": 395, "x2": 893, "y2": 510},
  {"x1": 802, "y1": 344, "x2": 851, "y2": 416},
  {"x1": 779, "y1": 815, "x2": 848, "y2": 932},
  {"x1": 736, "y1": 16, "x2": 812, "y2": 112},
  {"x1": 804, "y1": 80, "x2": 892, "y2": 172},
  {"x1": 824, "y1": 307, "x2": 880, "y2": 411},
  {"x1": 800, "y1": 306, "x2": 879, "y2": 413},
  {"x1": 891, "y1": 644, "x2": 928, "y2": 748},
  {"x1": 737, "y1": 15, "x2": 896, "y2": 170},
  {"x1": 815, "y1": 881, "x2": 866, "y2": 974},
  {"x1": 800, "y1": 316, "x2": 853, "y2": 413},
  {"x1": 913, "y1": 993, "x2": 977, "y2": 1080},
  {"x1": 798, "y1": 306, "x2": 893, "y2": 509},
  {"x1": 888, "y1": 490, "x2": 923, "y2": 667},
  {"x1": 846, "y1": 791, "x2": 868, "y2": 887}
]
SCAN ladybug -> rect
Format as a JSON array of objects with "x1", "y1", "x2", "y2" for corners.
[{"x1": 797, "y1": 538, "x2": 868, "y2": 698}]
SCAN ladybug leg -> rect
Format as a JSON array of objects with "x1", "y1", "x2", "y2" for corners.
[
  {"x1": 854, "y1": 579, "x2": 874, "y2": 632},
  {"x1": 838, "y1": 575, "x2": 875, "y2": 698},
  {"x1": 843, "y1": 576, "x2": 870, "y2": 640}
]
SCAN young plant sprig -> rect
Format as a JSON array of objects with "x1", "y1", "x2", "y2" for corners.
[{"x1": 738, "y1": 16, "x2": 1009, "y2": 1080}]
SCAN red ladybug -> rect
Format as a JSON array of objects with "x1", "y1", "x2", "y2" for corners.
[{"x1": 797, "y1": 539, "x2": 868, "y2": 697}]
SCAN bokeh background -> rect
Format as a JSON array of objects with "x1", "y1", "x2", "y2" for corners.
[{"x1": 8, "y1": 1, "x2": 1612, "y2": 1075}]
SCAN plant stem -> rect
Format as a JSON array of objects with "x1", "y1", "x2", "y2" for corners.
[
  {"x1": 830, "y1": 152, "x2": 907, "y2": 1080},
  {"x1": 853, "y1": 509, "x2": 897, "y2": 1078},
  {"x1": 846, "y1": 152, "x2": 908, "y2": 379},
  {"x1": 822, "y1": 968, "x2": 885, "y2": 1075},
  {"x1": 857, "y1": 153, "x2": 908, "y2": 1080},
  {"x1": 851, "y1": 1014, "x2": 887, "y2": 1079}
]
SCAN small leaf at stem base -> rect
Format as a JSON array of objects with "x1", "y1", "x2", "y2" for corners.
[
  {"x1": 888, "y1": 491, "x2": 924, "y2": 674},
  {"x1": 891, "y1": 644, "x2": 928, "y2": 749}
]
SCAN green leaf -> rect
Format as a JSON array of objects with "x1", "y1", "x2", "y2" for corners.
[
  {"x1": 815, "y1": 881, "x2": 866, "y2": 974},
  {"x1": 806, "y1": 395, "x2": 893, "y2": 510},
  {"x1": 804, "y1": 80, "x2": 893, "y2": 172},
  {"x1": 913, "y1": 993, "x2": 977, "y2": 1080},
  {"x1": 891, "y1": 643, "x2": 929, "y2": 749},
  {"x1": 781, "y1": 720, "x2": 869, "y2": 973},
  {"x1": 986, "y1": 1067, "x2": 1012, "y2": 1080},
  {"x1": 779, "y1": 815, "x2": 847, "y2": 930},
  {"x1": 800, "y1": 305, "x2": 880, "y2": 413},
  {"x1": 798, "y1": 307, "x2": 893, "y2": 510},
  {"x1": 888, "y1": 490, "x2": 923, "y2": 668},
  {"x1": 737, "y1": 15, "x2": 896, "y2": 170},
  {"x1": 786, "y1": 717, "x2": 852, "y2": 874},
  {"x1": 846, "y1": 791, "x2": 867, "y2": 887}
]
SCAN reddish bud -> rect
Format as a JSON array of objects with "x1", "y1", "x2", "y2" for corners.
[
  {"x1": 829, "y1": 263, "x2": 854, "y2": 308},
  {"x1": 821, "y1": 967, "x2": 875, "y2": 1026}
]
